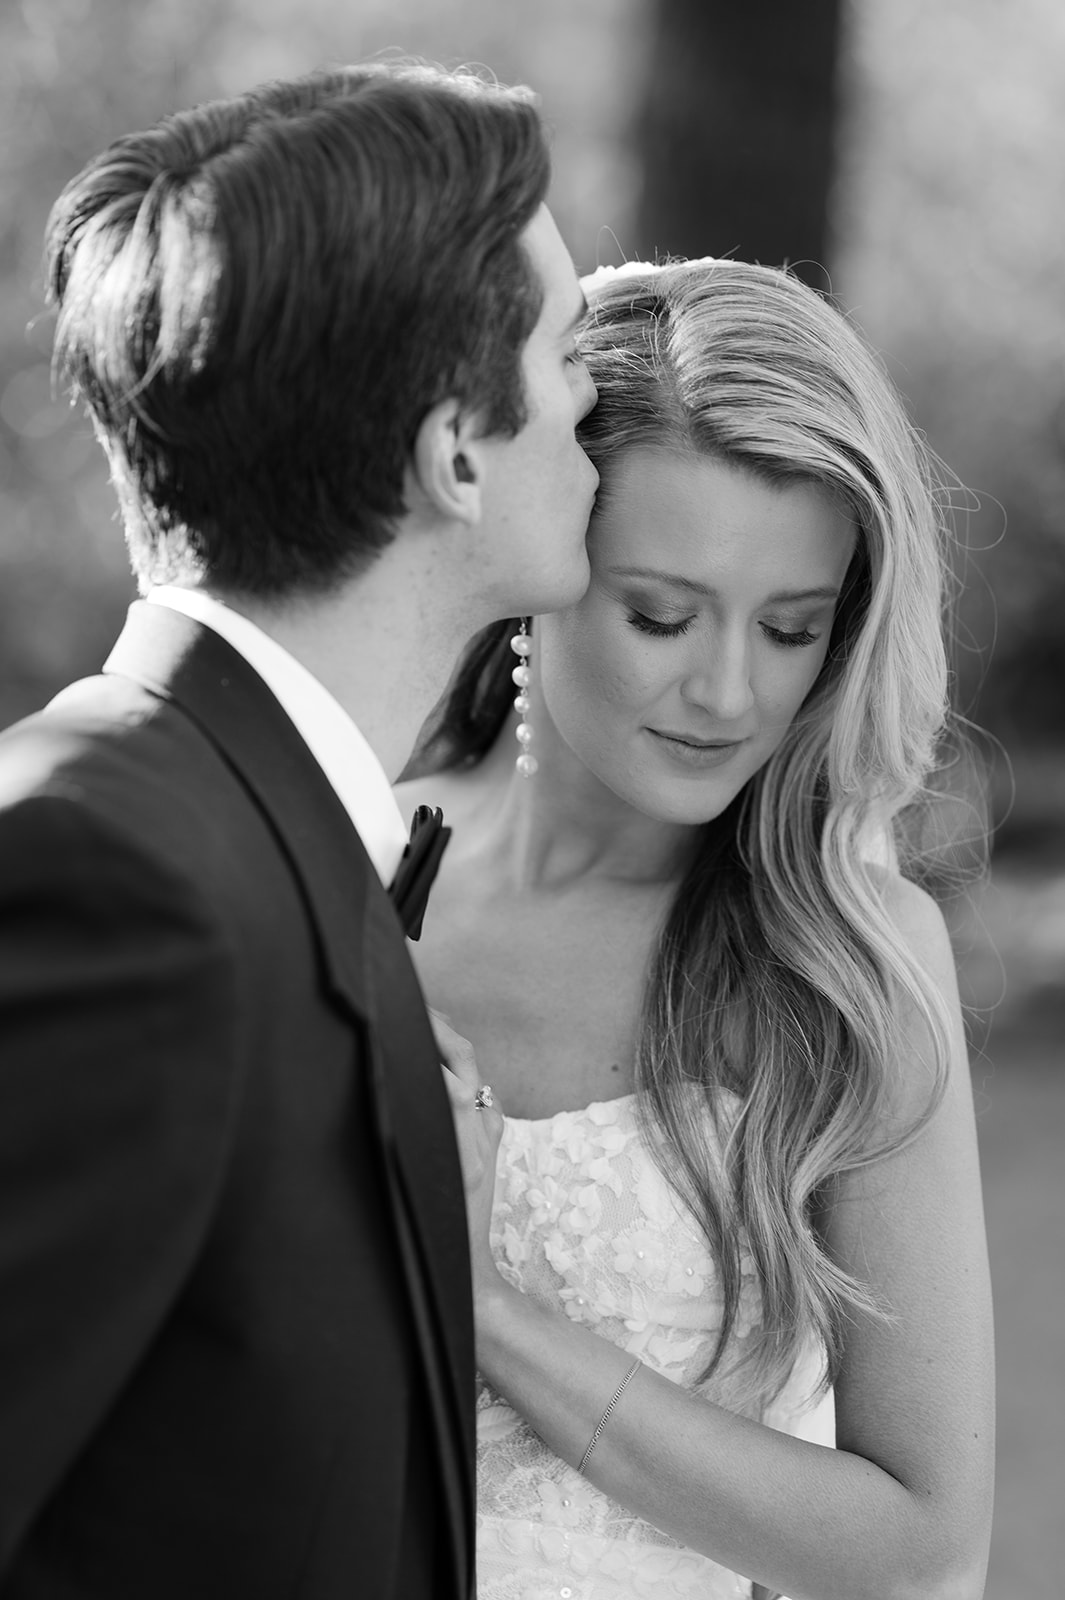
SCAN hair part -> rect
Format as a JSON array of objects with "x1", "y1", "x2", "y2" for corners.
[{"x1": 46, "y1": 62, "x2": 550, "y2": 595}]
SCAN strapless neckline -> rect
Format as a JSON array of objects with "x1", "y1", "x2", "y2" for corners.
[{"x1": 502, "y1": 1091, "x2": 637, "y2": 1128}]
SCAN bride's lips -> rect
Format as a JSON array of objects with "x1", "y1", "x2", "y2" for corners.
[{"x1": 647, "y1": 729, "x2": 747, "y2": 770}]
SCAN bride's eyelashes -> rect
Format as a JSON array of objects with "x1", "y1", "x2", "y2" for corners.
[
  {"x1": 626, "y1": 609, "x2": 694, "y2": 638},
  {"x1": 762, "y1": 624, "x2": 820, "y2": 649},
  {"x1": 626, "y1": 609, "x2": 822, "y2": 649}
]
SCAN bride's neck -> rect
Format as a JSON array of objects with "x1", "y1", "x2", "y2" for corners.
[{"x1": 463, "y1": 721, "x2": 696, "y2": 892}]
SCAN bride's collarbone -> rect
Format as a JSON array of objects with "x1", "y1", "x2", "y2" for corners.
[{"x1": 431, "y1": 862, "x2": 671, "y2": 947}]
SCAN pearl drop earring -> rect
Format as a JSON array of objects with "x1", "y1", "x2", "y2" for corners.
[{"x1": 510, "y1": 618, "x2": 537, "y2": 777}]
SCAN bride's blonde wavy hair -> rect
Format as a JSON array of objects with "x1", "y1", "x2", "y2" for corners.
[{"x1": 417, "y1": 258, "x2": 964, "y2": 1416}]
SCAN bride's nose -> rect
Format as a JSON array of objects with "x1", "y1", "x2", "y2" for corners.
[{"x1": 679, "y1": 630, "x2": 755, "y2": 723}]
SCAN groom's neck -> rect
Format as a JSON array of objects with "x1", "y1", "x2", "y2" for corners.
[{"x1": 205, "y1": 552, "x2": 469, "y2": 783}]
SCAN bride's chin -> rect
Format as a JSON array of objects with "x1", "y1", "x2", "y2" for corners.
[{"x1": 654, "y1": 786, "x2": 744, "y2": 829}]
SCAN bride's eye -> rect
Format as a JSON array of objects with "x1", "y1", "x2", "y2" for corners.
[
  {"x1": 627, "y1": 609, "x2": 695, "y2": 639},
  {"x1": 761, "y1": 623, "x2": 820, "y2": 649}
]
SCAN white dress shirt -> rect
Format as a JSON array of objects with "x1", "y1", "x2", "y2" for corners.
[{"x1": 146, "y1": 586, "x2": 410, "y2": 887}]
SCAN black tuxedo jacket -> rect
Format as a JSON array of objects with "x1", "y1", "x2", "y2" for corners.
[{"x1": 0, "y1": 602, "x2": 475, "y2": 1598}]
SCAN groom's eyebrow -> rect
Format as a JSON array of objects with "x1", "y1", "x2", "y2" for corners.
[{"x1": 562, "y1": 292, "x2": 589, "y2": 336}]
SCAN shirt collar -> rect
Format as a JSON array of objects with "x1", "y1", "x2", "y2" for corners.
[{"x1": 146, "y1": 586, "x2": 409, "y2": 887}]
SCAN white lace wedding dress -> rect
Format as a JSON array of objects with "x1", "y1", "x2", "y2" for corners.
[{"x1": 476, "y1": 1093, "x2": 834, "y2": 1600}]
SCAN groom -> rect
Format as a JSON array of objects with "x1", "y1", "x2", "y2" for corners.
[{"x1": 0, "y1": 64, "x2": 597, "y2": 1599}]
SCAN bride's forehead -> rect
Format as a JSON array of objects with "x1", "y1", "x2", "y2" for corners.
[{"x1": 590, "y1": 449, "x2": 855, "y2": 580}]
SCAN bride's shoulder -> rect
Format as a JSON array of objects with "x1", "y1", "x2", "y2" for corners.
[{"x1": 864, "y1": 862, "x2": 951, "y2": 962}]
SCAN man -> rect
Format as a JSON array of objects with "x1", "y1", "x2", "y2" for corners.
[{"x1": 0, "y1": 63, "x2": 597, "y2": 1598}]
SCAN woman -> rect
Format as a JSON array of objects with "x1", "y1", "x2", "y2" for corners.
[{"x1": 399, "y1": 259, "x2": 994, "y2": 1600}]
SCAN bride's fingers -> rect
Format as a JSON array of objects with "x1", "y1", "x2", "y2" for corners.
[
  {"x1": 440, "y1": 1063, "x2": 505, "y2": 1122},
  {"x1": 429, "y1": 1011, "x2": 480, "y2": 1090}
]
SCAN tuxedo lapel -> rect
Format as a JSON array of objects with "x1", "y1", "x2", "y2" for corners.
[
  {"x1": 362, "y1": 890, "x2": 476, "y2": 1585},
  {"x1": 103, "y1": 601, "x2": 474, "y2": 1579},
  {"x1": 103, "y1": 601, "x2": 373, "y2": 1008}
]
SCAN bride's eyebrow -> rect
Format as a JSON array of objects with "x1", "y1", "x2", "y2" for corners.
[
  {"x1": 607, "y1": 565, "x2": 709, "y2": 597},
  {"x1": 607, "y1": 566, "x2": 842, "y2": 605}
]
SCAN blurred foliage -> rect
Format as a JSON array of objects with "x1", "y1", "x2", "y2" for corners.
[
  {"x1": 831, "y1": 0, "x2": 1065, "y2": 843},
  {"x1": 3, "y1": 0, "x2": 1064, "y2": 851}
]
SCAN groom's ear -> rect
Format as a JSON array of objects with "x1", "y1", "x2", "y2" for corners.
[{"x1": 410, "y1": 399, "x2": 485, "y2": 525}]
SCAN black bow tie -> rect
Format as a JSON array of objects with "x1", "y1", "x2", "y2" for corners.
[{"x1": 388, "y1": 805, "x2": 451, "y2": 940}]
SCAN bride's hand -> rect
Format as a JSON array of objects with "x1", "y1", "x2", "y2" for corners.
[{"x1": 429, "y1": 1010, "x2": 504, "y2": 1286}]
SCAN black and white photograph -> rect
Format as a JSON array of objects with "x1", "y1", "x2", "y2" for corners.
[{"x1": 1, "y1": 3, "x2": 1061, "y2": 1596}]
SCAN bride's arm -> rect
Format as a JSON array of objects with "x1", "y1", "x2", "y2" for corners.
[{"x1": 442, "y1": 880, "x2": 995, "y2": 1600}]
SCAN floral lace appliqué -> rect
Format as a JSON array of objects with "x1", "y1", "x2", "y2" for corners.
[
  {"x1": 477, "y1": 1093, "x2": 828, "y2": 1597},
  {"x1": 473, "y1": 1094, "x2": 831, "y2": 1600}
]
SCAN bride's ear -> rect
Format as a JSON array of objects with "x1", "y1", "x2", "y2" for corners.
[{"x1": 409, "y1": 399, "x2": 485, "y2": 525}]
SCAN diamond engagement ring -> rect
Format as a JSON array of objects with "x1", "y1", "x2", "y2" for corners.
[{"x1": 474, "y1": 1085, "x2": 494, "y2": 1110}]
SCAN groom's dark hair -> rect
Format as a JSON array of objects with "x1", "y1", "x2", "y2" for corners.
[{"x1": 45, "y1": 63, "x2": 550, "y2": 595}]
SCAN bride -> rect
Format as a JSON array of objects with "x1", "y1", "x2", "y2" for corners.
[{"x1": 399, "y1": 258, "x2": 994, "y2": 1600}]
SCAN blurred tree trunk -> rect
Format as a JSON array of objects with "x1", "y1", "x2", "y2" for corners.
[{"x1": 634, "y1": 0, "x2": 844, "y2": 290}]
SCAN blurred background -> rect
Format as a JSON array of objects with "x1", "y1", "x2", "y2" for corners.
[{"x1": 2, "y1": 0, "x2": 1061, "y2": 1590}]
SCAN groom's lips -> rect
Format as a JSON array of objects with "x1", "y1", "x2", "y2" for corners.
[{"x1": 647, "y1": 729, "x2": 747, "y2": 770}]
